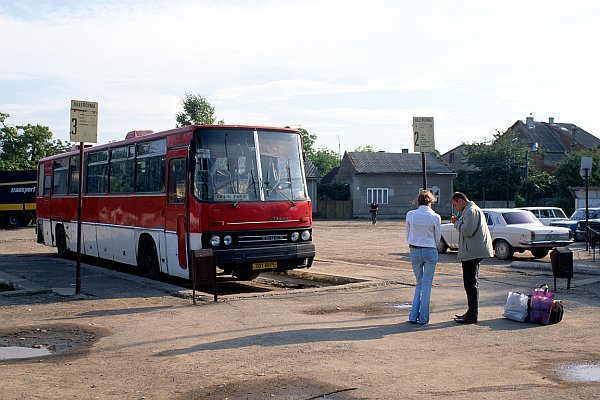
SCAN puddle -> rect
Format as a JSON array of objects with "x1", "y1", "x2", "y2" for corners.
[
  {"x1": 0, "y1": 324, "x2": 104, "y2": 361},
  {"x1": 0, "y1": 346, "x2": 52, "y2": 360},
  {"x1": 558, "y1": 363, "x2": 600, "y2": 382}
]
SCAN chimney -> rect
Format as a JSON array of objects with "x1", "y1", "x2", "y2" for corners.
[
  {"x1": 526, "y1": 116, "x2": 534, "y2": 129},
  {"x1": 401, "y1": 148, "x2": 409, "y2": 153},
  {"x1": 549, "y1": 117, "x2": 555, "y2": 124}
]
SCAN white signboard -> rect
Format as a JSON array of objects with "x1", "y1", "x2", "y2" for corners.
[
  {"x1": 70, "y1": 100, "x2": 98, "y2": 143},
  {"x1": 413, "y1": 117, "x2": 435, "y2": 153},
  {"x1": 580, "y1": 156, "x2": 593, "y2": 177}
]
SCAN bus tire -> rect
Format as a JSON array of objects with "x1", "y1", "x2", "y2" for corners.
[
  {"x1": 235, "y1": 272, "x2": 260, "y2": 281},
  {"x1": 7, "y1": 214, "x2": 22, "y2": 228},
  {"x1": 138, "y1": 237, "x2": 160, "y2": 279},
  {"x1": 56, "y1": 225, "x2": 69, "y2": 258}
]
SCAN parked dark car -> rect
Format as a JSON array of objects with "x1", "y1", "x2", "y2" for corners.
[{"x1": 550, "y1": 207, "x2": 600, "y2": 241}]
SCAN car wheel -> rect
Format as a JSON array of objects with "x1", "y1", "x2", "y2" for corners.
[
  {"x1": 437, "y1": 238, "x2": 448, "y2": 254},
  {"x1": 531, "y1": 249, "x2": 549, "y2": 259},
  {"x1": 494, "y1": 239, "x2": 514, "y2": 260}
]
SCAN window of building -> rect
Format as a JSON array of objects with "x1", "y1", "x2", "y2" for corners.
[
  {"x1": 449, "y1": 152, "x2": 455, "y2": 163},
  {"x1": 367, "y1": 188, "x2": 388, "y2": 204}
]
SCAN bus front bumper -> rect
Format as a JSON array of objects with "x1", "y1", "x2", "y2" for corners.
[{"x1": 212, "y1": 242, "x2": 315, "y2": 271}]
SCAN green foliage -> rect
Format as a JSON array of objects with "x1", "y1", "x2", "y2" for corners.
[
  {"x1": 555, "y1": 150, "x2": 600, "y2": 188},
  {"x1": 317, "y1": 182, "x2": 350, "y2": 200},
  {"x1": 175, "y1": 93, "x2": 217, "y2": 126},
  {"x1": 462, "y1": 129, "x2": 528, "y2": 201},
  {"x1": 0, "y1": 113, "x2": 71, "y2": 171},
  {"x1": 517, "y1": 171, "x2": 560, "y2": 201},
  {"x1": 299, "y1": 128, "x2": 317, "y2": 157},
  {"x1": 311, "y1": 148, "x2": 341, "y2": 176},
  {"x1": 552, "y1": 149, "x2": 600, "y2": 213},
  {"x1": 354, "y1": 144, "x2": 375, "y2": 152}
]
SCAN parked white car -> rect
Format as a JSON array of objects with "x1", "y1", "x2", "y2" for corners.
[
  {"x1": 517, "y1": 207, "x2": 569, "y2": 225},
  {"x1": 437, "y1": 208, "x2": 573, "y2": 260}
]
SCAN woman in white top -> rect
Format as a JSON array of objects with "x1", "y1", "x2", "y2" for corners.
[{"x1": 405, "y1": 190, "x2": 441, "y2": 325}]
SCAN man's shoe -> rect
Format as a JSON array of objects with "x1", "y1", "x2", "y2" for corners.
[
  {"x1": 454, "y1": 317, "x2": 477, "y2": 324},
  {"x1": 455, "y1": 312, "x2": 468, "y2": 319}
]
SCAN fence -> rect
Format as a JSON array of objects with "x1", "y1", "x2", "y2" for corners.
[{"x1": 315, "y1": 200, "x2": 352, "y2": 219}]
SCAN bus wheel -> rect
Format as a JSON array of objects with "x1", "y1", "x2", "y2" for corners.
[
  {"x1": 56, "y1": 225, "x2": 69, "y2": 258},
  {"x1": 235, "y1": 272, "x2": 260, "y2": 281},
  {"x1": 139, "y1": 238, "x2": 160, "y2": 279},
  {"x1": 7, "y1": 214, "x2": 22, "y2": 228}
]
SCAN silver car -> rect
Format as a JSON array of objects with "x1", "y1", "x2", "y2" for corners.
[{"x1": 438, "y1": 208, "x2": 573, "y2": 260}]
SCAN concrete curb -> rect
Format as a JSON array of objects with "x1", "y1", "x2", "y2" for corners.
[{"x1": 510, "y1": 260, "x2": 600, "y2": 276}]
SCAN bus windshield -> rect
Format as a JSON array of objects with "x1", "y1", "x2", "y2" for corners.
[{"x1": 193, "y1": 128, "x2": 308, "y2": 203}]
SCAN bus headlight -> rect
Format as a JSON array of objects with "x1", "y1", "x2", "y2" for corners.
[
  {"x1": 290, "y1": 232, "x2": 300, "y2": 242},
  {"x1": 223, "y1": 235, "x2": 233, "y2": 246},
  {"x1": 301, "y1": 230, "x2": 311, "y2": 241},
  {"x1": 209, "y1": 235, "x2": 221, "y2": 247}
]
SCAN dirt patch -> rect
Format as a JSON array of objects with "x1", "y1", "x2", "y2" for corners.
[
  {"x1": 303, "y1": 301, "x2": 412, "y2": 316},
  {"x1": 177, "y1": 377, "x2": 361, "y2": 400},
  {"x1": 0, "y1": 324, "x2": 107, "y2": 361}
]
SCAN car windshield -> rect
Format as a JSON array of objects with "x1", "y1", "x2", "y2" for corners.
[
  {"x1": 502, "y1": 211, "x2": 539, "y2": 225},
  {"x1": 570, "y1": 209, "x2": 600, "y2": 220},
  {"x1": 553, "y1": 209, "x2": 567, "y2": 218}
]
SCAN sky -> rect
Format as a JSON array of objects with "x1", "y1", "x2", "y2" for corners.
[{"x1": 1, "y1": 0, "x2": 600, "y2": 155}]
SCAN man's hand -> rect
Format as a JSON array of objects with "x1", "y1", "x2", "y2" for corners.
[{"x1": 451, "y1": 215, "x2": 458, "y2": 223}]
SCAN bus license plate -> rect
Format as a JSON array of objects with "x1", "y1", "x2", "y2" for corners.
[{"x1": 252, "y1": 261, "x2": 277, "y2": 271}]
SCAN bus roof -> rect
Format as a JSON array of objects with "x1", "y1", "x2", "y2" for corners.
[{"x1": 39, "y1": 124, "x2": 300, "y2": 163}]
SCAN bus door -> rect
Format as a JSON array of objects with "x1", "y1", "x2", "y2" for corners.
[
  {"x1": 164, "y1": 152, "x2": 188, "y2": 273},
  {"x1": 38, "y1": 162, "x2": 53, "y2": 245}
]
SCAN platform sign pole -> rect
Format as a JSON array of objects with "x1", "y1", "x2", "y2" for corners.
[
  {"x1": 70, "y1": 100, "x2": 98, "y2": 295},
  {"x1": 413, "y1": 117, "x2": 435, "y2": 191},
  {"x1": 580, "y1": 157, "x2": 592, "y2": 251}
]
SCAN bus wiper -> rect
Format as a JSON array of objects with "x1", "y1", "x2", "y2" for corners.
[
  {"x1": 271, "y1": 184, "x2": 296, "y2": 207},
  {"x1": 250, "y1": 168, "x2": 258, "y2": 196},
  {"x1": 232, "y1": 168, "x2": 257, "y2": 208}
]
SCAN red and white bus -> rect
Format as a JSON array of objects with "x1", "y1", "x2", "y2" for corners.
[{"x1": 36, "y1": 125, "x2": 315, "y2": 281}]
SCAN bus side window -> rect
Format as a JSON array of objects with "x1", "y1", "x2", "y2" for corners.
[{"x1": 168, "y1": 158, "x2": 186, "y2": 204}]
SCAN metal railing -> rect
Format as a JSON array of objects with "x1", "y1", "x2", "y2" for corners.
[{"x1": 587, "y1": 226, "x2": 600, "y2": 261}]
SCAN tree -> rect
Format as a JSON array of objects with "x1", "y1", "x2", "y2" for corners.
[
  {"x1": 354, "y1": 144, "x2": 375, "y2": 152},
  {"x1": 299, "y1": 128, "x2": 317, "y2": 157},
  {"x1": 553, "y1": 149, "x2": 600, "y2": 214},
  {"x1": 459, "y1": 129, "x2": 527, "y2": 202},
  {"x1": 0, "y1": 113, "x2": 70, "y2": 171},
  {"x1": 175, "y1": 94, "x2": 217, "y2": 126},
  {"x1": 311, "y1": 148, "x2": 341, "y2": 176}
]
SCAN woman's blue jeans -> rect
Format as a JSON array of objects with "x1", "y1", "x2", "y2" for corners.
[{"x1": 409, "y1": 247, "x2": 438, "y2": 324}]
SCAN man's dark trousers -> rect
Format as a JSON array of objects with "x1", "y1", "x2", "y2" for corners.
[{"x1": 462, "y1": 258, "x2": 482, "y2": 319}]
